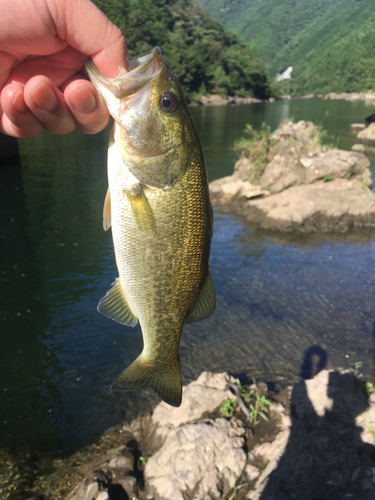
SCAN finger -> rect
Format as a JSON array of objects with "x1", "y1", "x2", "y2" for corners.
[
  {"x1": 6, "y1": 46, "x2": 88, "y2": 89},
  {"x1": 53, "y1": 0, "x2": 128, "y2": 76},
  {"x1": 64, "y1": 78, "x2": 110, "y2": 134},
  {"x1": 24, "y1": 76, "x2": 77, "y2": 135},
  {"x1": 1, "y1": 81, "x2": 44, "y2": 137}
]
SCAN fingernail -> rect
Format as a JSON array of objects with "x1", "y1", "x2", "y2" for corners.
[
  {"x1": 11, "y1": 88, "x2": 27, "y2": 113},
  {"x1": 30, "y1": 80, "x2": 57, "y2": 112},
  {"x1": 70, "y1": 86, "x2": 98, "y2": 114}
]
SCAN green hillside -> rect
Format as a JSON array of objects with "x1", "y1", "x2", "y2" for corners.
[
  {"x1": 92, "y1": 0, "x2": 272, "y2": 100},
  {"x1": 198, "y1": 0, "x2": 375, "y2": 95}
]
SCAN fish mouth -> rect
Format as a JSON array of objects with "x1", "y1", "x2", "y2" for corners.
[{"x1": 86, "y1": 47, "x2": 164, "y2": 100}]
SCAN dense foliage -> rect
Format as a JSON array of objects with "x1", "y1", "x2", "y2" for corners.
[
  {"x1": 198, "y1": 0, "x2": 375, "y2": 96},
  {"x1": 92, "y1": 0, "x2": 272, "y2": 100}
]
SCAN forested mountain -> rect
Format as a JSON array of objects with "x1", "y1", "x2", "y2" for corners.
[
  {"x1": 198, "y1": 0, "x2": 375, "y2": 95},
  {"x1": 92, "y1": 0, "x2": 272, "y2": 100}
]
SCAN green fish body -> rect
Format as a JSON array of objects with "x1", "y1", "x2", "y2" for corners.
[{"x1": 86, "y1": 47, "x2": 215, "y2": 407}]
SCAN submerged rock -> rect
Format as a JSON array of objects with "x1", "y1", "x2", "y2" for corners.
[{"x1": 350, "y1": 123, "x2": 366, "y2": 133}]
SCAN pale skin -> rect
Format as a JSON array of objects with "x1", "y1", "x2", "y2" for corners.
[{"x1": 0, "y1": 0, "x2": 128, "y2": 138}]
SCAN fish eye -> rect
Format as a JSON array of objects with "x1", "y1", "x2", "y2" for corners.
[{"x1": 159, "y1": 93, "x2": 177, "y2": 114}]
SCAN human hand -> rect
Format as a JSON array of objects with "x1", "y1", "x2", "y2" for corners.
[{"x1": 0, "y1": 0, "x2": 127, "y2": 138}]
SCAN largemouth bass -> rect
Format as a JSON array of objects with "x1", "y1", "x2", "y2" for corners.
[{"x1": 86, "y1": 47, "x2": 215, "y2": 407}]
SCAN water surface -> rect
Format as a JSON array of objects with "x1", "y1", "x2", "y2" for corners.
[{"x1": 1, "y1": 98, "x2": 375, "y2": 454}]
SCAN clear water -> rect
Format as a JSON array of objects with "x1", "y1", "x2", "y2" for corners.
[{"x1": 1, "y1": 98, "x2": 375, "y2": 454}]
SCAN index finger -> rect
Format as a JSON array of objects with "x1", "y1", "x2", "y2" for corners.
[{"x1": 49, "y1": 0, "x2": 128, "y2": 77}]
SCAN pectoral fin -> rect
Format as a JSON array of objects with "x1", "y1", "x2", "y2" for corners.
[
  {"x1": 126, "y1": 185, "x2": 157, "y2": 234},
  {"x1": 97, "y1": 278, "x2": 138, "y2": 326},
  {"x1": 185, "y1": 271, "x2": 216, "y2": 324},
  {"x1": 103, "y1": 187, "x2": 111, "y2": 231}
]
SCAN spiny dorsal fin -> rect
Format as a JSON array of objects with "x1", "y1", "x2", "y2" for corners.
[
  {"x1": 97, "y1": 278, "x2": 138, "y2": 326},
  {"x1": 126, "y1": 185, "x2": 157, "y2": 234},
  {"x1": 103, "y1": 187, "x2": 111, "y2": 231},
  {"x1": 185, "y1": 271, "x2": 216, "y2": 324}
]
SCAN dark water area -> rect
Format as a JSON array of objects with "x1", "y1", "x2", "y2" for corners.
[{"x1": 1, "y1": 98, "x2": 375, "y2": 459}]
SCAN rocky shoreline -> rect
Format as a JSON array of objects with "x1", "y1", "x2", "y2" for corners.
[
  {"x1": 191, "y1": 91, "x2": 375, "y2": 107},
  {"x1": 209, "y1": 120, "x2": 375, "y2": 233},
  {"x1": 323, "y1": 91, "x2": 375, "y2": 103},
  {"x1": 11, "y1": 368, "x2": 374, "y2": 500}
]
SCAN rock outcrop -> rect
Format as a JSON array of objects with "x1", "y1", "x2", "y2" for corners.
[
  {"x1": 356, "y1": 122, "x2": 375, "y2": 147},
  {"x1": 60, "y1": 368, "x2": 375, "y2": 500},
  {"x1": 199, "y1": 94, "x2": 264, "y2": 106},
  {"x1": 324, "y1": 91, "x2": 375, "y2": 102},
  {"x1": 146, "y1": 418, "x2": 247, "y2": 500},
  {"x1": 238, "y1": 178, "x2": 375, "y2": 232},
  {"x1": 210, "y1": 120, "x2": 375, "y2": 232}
]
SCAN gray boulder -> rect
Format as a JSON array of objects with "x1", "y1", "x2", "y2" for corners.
[
  {"x1": 350, "y1": 123, "x2": 366, "y2": 133},
  {"x1": 245, "y1": 178, "x2": 375, "y2": 232},
  {"x1": 209, "y1": 177, "x2": 266, "y2": 201},
  {"x1": 301, "y1": 149, "x2": 371, "y2": 186},
  {"x1": 151, "y1": 371, "x2": 235, "y2": 441},
  {"x1": 232, "y1": 153, "x2": 254, "y2": 181},
  {"x1": 145, "y1": 418, "x2": 247, "y2": 500},
  {"x1": 260, "y1": 154, "x2": 305, "y2": 193},
  {"x1": 260, "y1": 148, "x2": 371, "y2": 194},
  {"x1": 357, "y1": 122, "x2": 375, "y2": 146}
]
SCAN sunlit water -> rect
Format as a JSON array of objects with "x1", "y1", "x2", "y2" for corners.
[{"x1": 1, "y1": 98, "x2": 375, "y2": 457}]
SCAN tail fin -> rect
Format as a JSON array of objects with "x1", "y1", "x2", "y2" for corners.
[{"x1": 111, "y1": 354, "x2": 182, "y2": 407}]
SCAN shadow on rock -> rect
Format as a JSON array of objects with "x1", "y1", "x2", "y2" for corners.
[{"x1": 258, "y1": 353, "x2": 375, "y2": 500}]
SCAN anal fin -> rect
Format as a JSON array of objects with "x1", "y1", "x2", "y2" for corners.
[
  {"x1": 98, "y1": 278, "x2": 138, "y2": 326},
  {"x1": 185, "y1": 271, "x2": 216, "y2": 324}
]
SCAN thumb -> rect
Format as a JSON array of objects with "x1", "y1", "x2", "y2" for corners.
[{"x1": 50, "y1": 0, "x2": 128, "y2": 77}]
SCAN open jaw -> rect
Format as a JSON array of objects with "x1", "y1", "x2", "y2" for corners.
[
  {"x1": 86, "y1": 47, "x2": 164, "y2": 101},
  {"x1": 85, "y1": 47, "x2": 165, "y2": 124}
]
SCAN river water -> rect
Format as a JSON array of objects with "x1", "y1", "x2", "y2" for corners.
[{"x1": 1, "y1": 98, "x2": 375, "y2": 456}]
